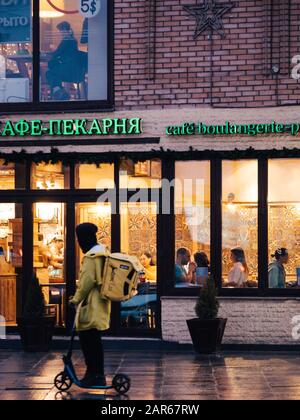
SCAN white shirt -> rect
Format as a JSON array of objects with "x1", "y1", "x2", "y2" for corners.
[{"x1": 228, "y1": 262, "x2": 248, "y2": 287}]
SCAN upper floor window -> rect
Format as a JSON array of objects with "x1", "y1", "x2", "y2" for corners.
[{"x1": 0, "y1": 0, "x2": 110, "y2": 110}]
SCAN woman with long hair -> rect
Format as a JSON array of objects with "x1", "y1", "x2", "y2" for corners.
[{"x1": 227, "y1": 247, "x2": 249, "y2": 288}]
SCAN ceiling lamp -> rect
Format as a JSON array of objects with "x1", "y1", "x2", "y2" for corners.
[{"x1": 40, "y1": 0, "x2": 65, "y2": 18}]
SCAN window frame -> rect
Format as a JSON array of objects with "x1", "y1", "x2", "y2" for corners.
[
  {"x1": 3, "y1": 154, "x2": 300, "y2": 335},
  {"x1": 0, "y1": 0, "x2": 114, "y2": 114},
  {"x1": 162, "y1": 157, "x2": 300, "y2": 298}
]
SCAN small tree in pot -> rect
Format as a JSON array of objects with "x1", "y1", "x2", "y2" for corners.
[
  {"x1": 187, "y1": 278, "x2": 227, "y2": 354},
  {"x1": 17, "y1": 275, "x2": 56, "y2": 352}
]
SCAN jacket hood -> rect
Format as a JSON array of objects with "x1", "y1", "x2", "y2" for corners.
[
  {"x1": 268, "y1": 260, "x2": 284, "y2": 270},
  {"x1": 85, "y1": 244, "x2": 108, "y2": 258}
]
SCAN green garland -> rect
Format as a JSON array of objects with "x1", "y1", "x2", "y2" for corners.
[{"x1": 2, "y1": 146, "x2": 300, "y2": 164}]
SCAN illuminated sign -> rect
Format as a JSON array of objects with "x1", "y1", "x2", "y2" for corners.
[
  {"x1": 0, "y1": 118, "x2": 143, "y2": 137},
  {"x1": 166, "y1": 121, "x2": 300, "y2": 136}
]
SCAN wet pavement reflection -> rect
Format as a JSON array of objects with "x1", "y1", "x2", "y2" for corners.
[{"x1": 1, "y1": 349, "x2": 300, "y2": 400}]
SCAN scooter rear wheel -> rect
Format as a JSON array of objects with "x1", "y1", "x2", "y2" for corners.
[
  {"x1": 54, "y1": 371, "x2": 73, "y2": 391},
  {"x1": 112, "y1": 374, "x2": 131, "y2": 395}
]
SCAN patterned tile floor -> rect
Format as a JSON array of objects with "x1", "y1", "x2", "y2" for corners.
[{"x1": 0, "y1": 349, "x2": 300, "y2": 400}]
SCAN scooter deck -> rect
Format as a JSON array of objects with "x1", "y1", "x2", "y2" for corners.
[{"x1": 65, "y1": 364, "x2": 114, "y2": 391}]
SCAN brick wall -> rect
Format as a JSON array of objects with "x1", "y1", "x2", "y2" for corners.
[
  {"x1": 162, "y1": 297, "x2": 300, "y2": 345},
  {"x1": 114, "y1": 0, "x2": 300, "y2": 110}
]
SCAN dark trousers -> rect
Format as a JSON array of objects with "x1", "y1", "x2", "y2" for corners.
[
  {"x1": 79, "y1": 329, "x2": 104, "y2": 377},
  {"x1": 46, "y1": 60, "x2": 67, "y2": 90}
]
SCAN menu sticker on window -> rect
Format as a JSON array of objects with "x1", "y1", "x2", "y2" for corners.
[
  {"x1": 0, "y1": 0, "x2": 31, "y2": 44},
  {"x1": 78, "y1": 0, "x2": 101, "y2": 18}
]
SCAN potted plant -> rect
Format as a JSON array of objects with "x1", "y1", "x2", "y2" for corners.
[
  {"x1": 17, "y1": 275, "x2": 56, "y2": 352},
  {"x1": 186, "y1": 278, "x2": 227, "y2": 354}
]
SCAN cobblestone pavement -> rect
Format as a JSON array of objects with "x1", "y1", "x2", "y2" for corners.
[{"x1": 0, "y1": 349, "x2": 300, "y2": 400}]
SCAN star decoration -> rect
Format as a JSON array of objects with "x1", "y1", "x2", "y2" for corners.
[{"x1": 183, "y1": 0, "x2": 236, "y2": 39}]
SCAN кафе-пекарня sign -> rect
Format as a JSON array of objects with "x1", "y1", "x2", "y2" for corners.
[
  {"x1": 0, "y1": 118, "x2": 143, "y2": 137},
  {"x1": 1, "y1": 118, "x2": 300, "y2": 139}
]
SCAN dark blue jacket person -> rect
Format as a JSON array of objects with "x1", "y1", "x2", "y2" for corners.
[{"x1": 46, "y1": 21, "x2": 80, "y2": 101}]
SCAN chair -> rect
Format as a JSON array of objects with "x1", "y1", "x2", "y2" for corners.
[{"x1": 62, "y1": 50, "x2": 88, "y2": 100}]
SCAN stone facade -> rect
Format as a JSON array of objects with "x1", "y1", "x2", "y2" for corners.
[{"x1": 162, "y1": 297, "x2": 300, "y2": 345}]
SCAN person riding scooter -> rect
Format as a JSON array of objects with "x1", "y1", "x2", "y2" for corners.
[{"x1": 69, "y1": 223, "x2": 111, "y2": 388}]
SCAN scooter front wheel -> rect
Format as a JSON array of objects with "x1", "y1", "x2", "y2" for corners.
[
  {"x1": 54, "y1": 371, "x2": 73, "y2": 391},
  {"x1": 112, "y1": 374, "x2": 131, "y2": 395}
]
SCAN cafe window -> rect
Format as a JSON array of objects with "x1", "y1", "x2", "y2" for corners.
[
  {"x1": 174, "y1": 162, "x2": 210, "y2": 288},
  {"x1": 268, "y1": 159, "x2": 300, "y2": 289},
  {"x1": 120, "y1": 159, "x2": 162, "y2": 189},
  {"x1": 31, "y1": 162, "x2": 69, "y2": 189},
  {"x1": 120, "y1": 202, "x2": 157, "y2": 329},
  {"x1": 0, "y1": 160, "x2": 26, "y2": 189},
  {"x1": 34, "y1": 202, "x2": 66, "y2": 326},
  {"x1": 0, "y1": 0, "x2": 32, "y2": 103},
  {"x1": 222, "y1": 161, "x2": 258, "y2": 289},
  {"x1": 0, "y1": 203, "x2": 22, "y2": 326},
  {"x1": 75, "y1": 202, "x2": 111, "y2": 279},
  {"x1": 75, "y1": 163, "x2": 114, "y2": 189},
  {"x1": 0, "y1": 0, "x2": 110, "y2": 109}
]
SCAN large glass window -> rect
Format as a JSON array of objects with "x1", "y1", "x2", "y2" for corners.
[
  {"x1": 174, "y1": 162, "x2": 210, "y2": 288},
  {"x1": 0, "y1": 1, "x2": 109, "y2": 106},
  {"x1": 0, "y1": 161, "x2": 26, "y2": 189},
  {"x1": 120, "y1": 159, "x2": 162, "y2": 189},
  {"x1": 31, "y1": 162, "x2": 69, "y2": 189},
  {"x1": 40, "y1": 0, "x2": 108, "y2": 102},
  {"x1": 222, "y1": 161, "x2": 258, "y2": 289},
  {"x1": 0, "y1": 0, "x2": 32, "y2": 103},
  {"x1": 0, "y1": 203, "x2": 22, "y2": 326},
  {"x1": 268, "y1": 159, "x2": 300, "y2": 289},
  {"x1": 34, "y1": 202, "x2": 66, "y2": 326},
  {"x1": 75, "y1": 202, "x2": 111, "y2": 279},
  {"x1": 75, "y1": 163, "x2": 114, "y2": 189},
  {"x1": 121, "y1": 202, "x2": 157, "y2": 330}
]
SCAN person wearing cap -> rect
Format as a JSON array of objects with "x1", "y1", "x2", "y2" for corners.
[
  {"x1": 69, "y1": 223, "x2": 111, "y2": 388},
  {"x1": 49, "y1": 236, "x2": 64, "y2": 270},
  {"x1": 268, "y1": 248, "x2": 289, "y2": 289}
]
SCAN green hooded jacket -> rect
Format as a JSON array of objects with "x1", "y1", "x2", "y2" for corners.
[
  {"x1": 268, "y1": 260, "x2": 286, "y2": 289},
  {"x1": 70, "y1": 245, "x2": 111, "y2": 332}
]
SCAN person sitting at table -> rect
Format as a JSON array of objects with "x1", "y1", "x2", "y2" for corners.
[
  {"x1": 175, "y1": 248, "x2": 197, "y2": 286},
  {"x1": 227, "y1": 247, "x2": 248, "y2": 288},
  {"x1": 193, "y1": 251, "x2": 210, "y2": 287},
  {"x1": 140, "y1": 252, "x2": 157, "y2": 282},
  {"x1": 46, "y1": 21, "x2": 79, "y2": 101},
  {"x1": 48, "y1": 236, "x2": 64, "y2": 278},
  {"x1": 268, "y1": 248, "x2": 288, "y2": 289}
]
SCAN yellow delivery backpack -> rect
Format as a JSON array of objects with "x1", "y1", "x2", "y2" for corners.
[{"x1": 101, "y1": 253, "x2": 144, "y2": 302}]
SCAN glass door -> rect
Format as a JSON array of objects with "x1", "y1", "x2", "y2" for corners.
[
  {"x1": 74, "y1": 200, "x2": 159, "y2": 336},
  {"x1": 34, "y1": 202, "x2": 66, "y2": 327},
  {"x1": 0, "y1": 203, "x2": 23, "y2": 326},
  {"x1": 119, "y1": 201, "x2": 158, "y2": 334}
]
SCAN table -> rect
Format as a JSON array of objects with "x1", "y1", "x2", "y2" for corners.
[{"x1": 7, "y1": 53, "x2": 50, "y2": 78}]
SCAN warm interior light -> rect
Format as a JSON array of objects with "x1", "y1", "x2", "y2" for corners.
[
  {"x1": 40, "y1": 0, "x2": 64, "y2": 18},
  {"x1": 0, "y1": 203, "x2": 15, "y2": 221},
  {"x1": 36, "y1": 203, "x2": 60, "y2": 221},
  {"x1": 95, "y1": 204, "x2": 111, "y2": 218},
  {"x1": 226, "y1": 192, "x2": 236, "y2": 212}
]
